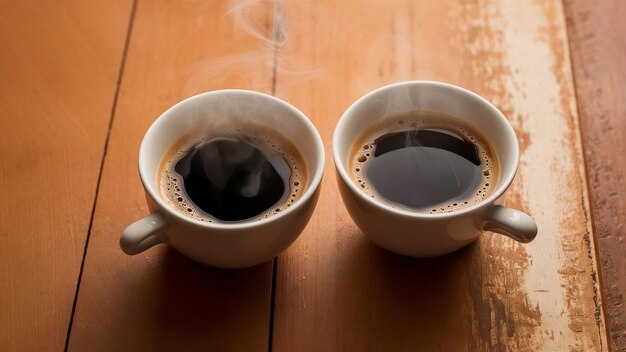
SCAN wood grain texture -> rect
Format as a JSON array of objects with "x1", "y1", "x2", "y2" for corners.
[
  {"x1": 271, "y1": 0, "x2": 607, "y2": 350},
  {"x1": 0, "y1": 1, "x2": 132, "y2": 350},
  {"x1": 66, "y1": 1, "x2": 278, "y2": 350},
  {"x1": 564, "y1": 1, "x2": 626, "y2": 350}
]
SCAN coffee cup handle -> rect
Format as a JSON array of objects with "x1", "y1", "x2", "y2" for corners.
[
  {"x1": 482, "y1": 205, "x2": 538, "y2": 243},
  {"x1": 120, "y1": 212, "x2": 169, "y2": 255}
]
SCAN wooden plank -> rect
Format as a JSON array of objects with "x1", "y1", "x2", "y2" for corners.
[
  {"x1": 67, "y1": 1, "x2": 277, "y2": 350},
  {"x1": 564, "y1": 0, "x2": 626, "y2": 350},
  {"x1": 0, "y1": 1, "x2": 132, "y2": 350},
  {"x1": 271, "y1": 0, "x2": 608, "y2": 350}
]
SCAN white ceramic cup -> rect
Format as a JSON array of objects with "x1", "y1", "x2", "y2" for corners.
[
  {"x1": 333, "y1": 81, "x2": 537, "y2": 257},
  {"x1": 120, "y1": 90, "x2": 324, "y2": 268}
]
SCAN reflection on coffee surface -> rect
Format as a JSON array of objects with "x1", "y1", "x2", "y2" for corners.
[
  {"x1": 350, "y1": 111, "x2": 498, "y2": 214},
  {"x1": 159, "y1": 126, "x2": 306, "y2": 223}
]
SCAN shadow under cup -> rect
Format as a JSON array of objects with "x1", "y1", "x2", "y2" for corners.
[
  {"x1": 333, "y1": 81, "x2": 525, "y2": 257},
  {"x1": 134, "y1": 90, "x2": 324, "y2": 268}
]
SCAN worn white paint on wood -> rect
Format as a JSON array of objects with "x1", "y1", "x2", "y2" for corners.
[
  {"x1": 455, "y1": 0, "x2": 606, "y2": 350},
  {"x1": 272, "y1": 0, "x2": 607, "y2": 350}
]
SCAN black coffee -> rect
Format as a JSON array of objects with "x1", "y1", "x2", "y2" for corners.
[
  {"x1": 350, "y1": 112, "x2": 497, "y2": 213},
  {"x1": 160, "y1": 129, "x2": 306, "y2": 223}
]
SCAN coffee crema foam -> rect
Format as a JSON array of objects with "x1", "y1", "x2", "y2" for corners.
[
  {"x1": 159, "y1": 126, "x2": 306, "y2": 223},
  {"x1": 349, "y1": 111, "x2": 499, "y2": 214}
]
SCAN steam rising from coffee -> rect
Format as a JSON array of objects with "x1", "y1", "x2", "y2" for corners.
[
  {"x1": 171, "y1": 1, "x2": 495, "y2": 216},
  {"x1": 159, "y1": 125, "x2": 306, "y2": 223},
  {"x1": 350, "y1": 111, "x2": 498, "y2": 214},
  {"x1": 172, "y1": 137, "x2": 290, "y2": 221},
  {"x1": 179, "y1": 0, "x2": 323, "y2": 98}
]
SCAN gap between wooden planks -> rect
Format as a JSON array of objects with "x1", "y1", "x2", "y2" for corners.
[
  {"x1": 564, "y1": 0, "x2": 626, "y2": 350},
  {"x1": 0, "y1": 1, "x2": 133, "y2": 350},
  {"x1": 67, "y1": 1, "x2": 278, "y2": 350}
]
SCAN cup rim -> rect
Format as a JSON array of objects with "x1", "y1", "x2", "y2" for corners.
[
  {"x1": 332, "y1": 80, "x2": 519, "y2": 219},
  {"x1": 139, "y1": 89, "x2": 325, "y2": 230}
]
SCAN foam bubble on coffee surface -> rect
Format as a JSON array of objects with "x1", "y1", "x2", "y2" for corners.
[
  {"x1": 350, "y1": 115, "x2": 498, "y2": 214},
  {"x1": 159, "y1": 128, "x2": 305, "y2": 223}
]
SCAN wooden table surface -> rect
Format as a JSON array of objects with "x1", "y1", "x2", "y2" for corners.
[{"x1": 1, "y1": 0, "x2": 624, "y2": 351}]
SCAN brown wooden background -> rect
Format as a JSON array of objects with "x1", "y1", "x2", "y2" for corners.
[{"x1": 1, "y1": 0, "x2": 624, "y2": 351}]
